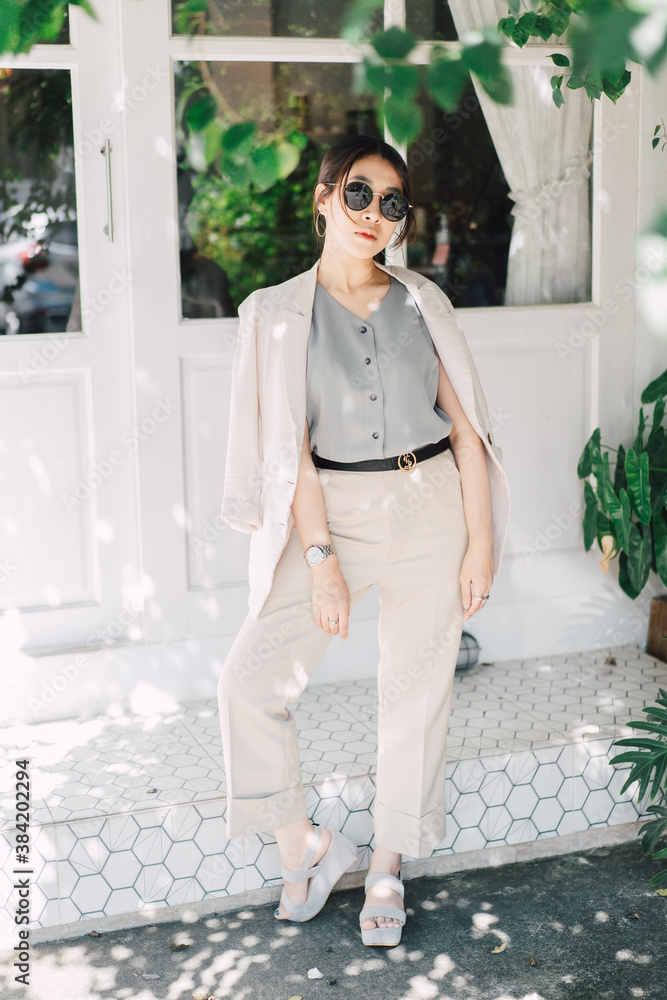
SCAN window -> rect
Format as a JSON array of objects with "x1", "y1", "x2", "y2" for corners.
[
  {"x1": 173, "y1": 1, "x2": 592, "y2": 316},
  {"x1": 0, "y1": 68, "x2": 80, "y2": 335}
]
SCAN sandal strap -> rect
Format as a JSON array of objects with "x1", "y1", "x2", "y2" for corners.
[
  {"x1": 280, "y1": 826, "x2": 325, "y2": 882},
  {"x1": 364, "y1": 871, "x2": 404, "y2": 898},
  {"x1": 359, "y1": 905, "x2": 406, "y2": 925}
]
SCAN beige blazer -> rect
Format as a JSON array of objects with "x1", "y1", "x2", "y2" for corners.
[{"x1": 221, "y1": 258, "x2": 511, "y2": 618}]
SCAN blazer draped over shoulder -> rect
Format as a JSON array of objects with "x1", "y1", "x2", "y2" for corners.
[{"x1": 221, "y1": 258, "x2": 511, "y2": 619}]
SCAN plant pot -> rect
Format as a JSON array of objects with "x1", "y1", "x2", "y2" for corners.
[{"x1": 647, "y1": 594, "x2": 667, "y2": 664}]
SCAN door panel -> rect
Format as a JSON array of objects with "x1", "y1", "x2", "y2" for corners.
[{"x1": 0, "y1": 5, "x2": 142, "y2": 652}]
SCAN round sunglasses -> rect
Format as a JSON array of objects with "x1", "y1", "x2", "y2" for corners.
[{"x1": 336, "y1": 181, "x2": 412, "y2": 222}]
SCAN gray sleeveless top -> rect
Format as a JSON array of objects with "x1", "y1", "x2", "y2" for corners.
[{"x1": 306, "y1": 276, "x2": 453, "y2": 462}]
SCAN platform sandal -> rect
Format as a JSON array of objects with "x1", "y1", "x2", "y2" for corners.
[
  {"x1": 274, "y1": 826, "x2": 359, "y2": 922},
  {"x1": 359, "y1": 869, "x2": 406, "y2": 946}
]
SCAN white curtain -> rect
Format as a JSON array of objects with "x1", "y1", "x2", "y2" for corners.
[{"x1": 447, "y1": 0, "x2": 593, "y2": 305}]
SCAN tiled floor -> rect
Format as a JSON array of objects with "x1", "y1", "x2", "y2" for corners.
[{"x1": 0, "y1": 643, "x2": 663, "y2": 942}]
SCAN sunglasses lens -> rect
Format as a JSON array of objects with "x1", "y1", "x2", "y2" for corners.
[
  {"x1": 344, "y1": 182, "x2": 373, "y2": 210},
  {"x1": 380, "y1": 193, "x2": 409, "y2": 221}
]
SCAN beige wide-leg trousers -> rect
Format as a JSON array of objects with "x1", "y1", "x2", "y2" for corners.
[{"x1": 217, "y1": 446, "x2": 469, "y2": 858}]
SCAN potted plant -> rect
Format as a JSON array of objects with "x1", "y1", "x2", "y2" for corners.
[
  {"x1": 578, "y1": 368, "x2": 667, "y2": 888},
  {"x1": 577, "y1": 366, "x2": 667, "y2": 659}
]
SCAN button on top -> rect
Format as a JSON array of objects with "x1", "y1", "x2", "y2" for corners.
[
  {"x1": 372, "y1": 431, "x2": 379, "y2": 439},
  {"x1": 359, "y1": 326, "x2": 367, "y2": 334},
  {"x1": 370, "y1": 394, "x2": 377, "y2": 400},
  {"x1": 364, "y1": 357, "x2": 371, "y2": 365}
]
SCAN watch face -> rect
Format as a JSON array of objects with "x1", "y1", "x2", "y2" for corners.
[{"x1": 306, "y1": 546, "x2": 324, "y2": 565}]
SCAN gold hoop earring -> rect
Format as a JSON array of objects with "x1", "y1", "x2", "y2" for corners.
[{"x1": 315, "y1": 213, "x2": 326, "y2": 238}]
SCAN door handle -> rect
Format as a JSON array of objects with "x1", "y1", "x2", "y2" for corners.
[{"x1": 100, "y1": 139, "x2": 114, "y2": 242}]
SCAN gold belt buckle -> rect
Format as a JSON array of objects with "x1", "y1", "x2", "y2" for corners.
[{"x1": 397, "y1": 451, "x2": 417, "y2": 470}]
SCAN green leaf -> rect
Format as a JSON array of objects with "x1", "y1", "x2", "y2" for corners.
[
  {"x1": 186, "y1": 93, "x2": 217, "y2": 132},
  {"x1": 596, "y1": 510, "x2": 614, "y2": 548},
  {"x1": 647, "y1": 396, "x2": 666, "y2": 456},
  {"x1": 584, "y1": 74, "x2": 602, "y2": 100},
  {"x1": 250, "y1": 145, "x2": 280, "y2": 192},
  {"x1": 613, "y1": 442, "x2": 627, "y2": 493},
  {"x1": 221, "y1": 158, "x2": 253, "y2": 188},
  {"x1": 461, "y1": 28, "x2": 514, "y2": 104},
  {"x1": 627, "y1": 521, "x2": 652, "y2": 596},
  {"x1": 508, "y1": 0, "x2": 521, "y2": 18},
  {"x1": 288, "y1": 130, "x2": 308, "y2": 151},
  {"x1": 578, "y1": 428, "x2": 602, "y2": 478},
  {"x1": 384, "y1": 93, "x2": 423, "y2": 144},
  {"x1": 517, "y1": 12, "x2": 538, "y2": 34},
  {"x1": 498, "y1": 17, "x2": 516, "y2": 40},
  {"x1": 221, "y1": 122, "x2": 258, "y2": 155},
  {"x1": 654, "y1": 515, "x2": 667, "y2": 587},
  {"x1": 625, "y1": 448, "x2": 651, "y2": 524},
  {"x1": 655, "y1": 137, "x2": 662, "y2": 149},
  {"x1": 0, "y1": 3, "x2": 22, "y2": 54},
  {"x1": 371, "y1": 26, "x2": 418, "y2": 60},
  {"x1": 511, "y1": 21, "x2": 530, "y2": 46},
  {"x1": 618, "y1": 550, "x2": 640, "y2": 599},
  {"x1": 341, "y1": 0, "x2": 382, "y2": 43},
  {"x1": 634, "y1": 407, "x2": 646, "y2": 454},
  {"x1": 550, "y1": 52, "x2": 570, "y2": 67},
  {"x1": 567, "y1": 7, "x2": 641, "y2": 82},
  {"x1": 583, "y1": 480, "x2": 598, "y2": 551},
  {"x1": 567, "y1": 72, "x2": 586, "y2": 90},
  {"x1": 37, "y1": 4, "x2": 65, "y2": 41},
  {"x1": 551, "y1": 74, "x2": 564, "y2": 90},
  {"x1": 203, "y1": 120, "x2": 223, "y2": 168},
  {"x1": 604, "y1": 484, "x2": 631, "y2": 552},
  {"x1": 427, "y1": 54, "x2": 468, "y2": 112},
  {"x1": 274, "y1": 140, "x2": 301, "y2": 179},
  {"x1": 549, "y1": 6, "x2": 572, "y2": 37},
  {"x1": 363, "y1": 59, "x2": 421, "y2": 102},
  {"x1": 641, "y1": 368, "x2": 667, "y2": 404},
  {"x1": 534, "y1": 16, "x2": 556, "y2": 42},
  {"x1": 552, "y1": 88, "x2": 564, "y2": 108},
  {"x1": 601, "y1": 68, "x2": 631, "y2": 103},
  {"x1": 593, "y1": 452, "x2": 613, "y2": 515}
]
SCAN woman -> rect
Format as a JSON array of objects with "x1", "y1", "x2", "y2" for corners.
[{"x1": 218, "y1": 134, "x2": 511, "y2": 947}]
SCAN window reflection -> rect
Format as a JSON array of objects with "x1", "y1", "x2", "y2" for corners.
[
  {"x1": 0, "y1": 68, "x2": 80, "y2": 335},
  {"x1": 171, "y1": 0, "x2": 380, "y2": 39},
  {"x1": 406, "y1": 79, "x2": 513, "y2": 308}
]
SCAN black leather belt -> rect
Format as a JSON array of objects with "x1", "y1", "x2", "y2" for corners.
[{"x1": 311, "y1": 436, "x2": 451, "y2": 472}]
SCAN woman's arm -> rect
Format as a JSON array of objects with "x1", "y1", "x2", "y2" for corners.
[
  {"x1": 291, "y1": 418, "x2": 351, "y2": 639},
  {"x1": 435, "y1": 356, "x2": 494, "y2": 621}
]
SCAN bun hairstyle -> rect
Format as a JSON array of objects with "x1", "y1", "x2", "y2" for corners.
[{"x1": 312, "y1": 134, "x2": 417, "y2": 252}]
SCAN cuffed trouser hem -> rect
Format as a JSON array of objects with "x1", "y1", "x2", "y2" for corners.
[
  {"x1": 373, "y1": 798, "x2": 446, "y2": 858},
  {"x1": 225, "y1": 782, "x2": 308, "y2": 838}
]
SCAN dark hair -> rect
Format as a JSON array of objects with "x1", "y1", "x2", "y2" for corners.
[{"x1": 312, "y1": 134, "x2": 417, "y2": 253}]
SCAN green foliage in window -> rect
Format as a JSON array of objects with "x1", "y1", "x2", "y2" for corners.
[
  {"x1": 185, "y1": 138, "x2": 323, "y2": 311},
  {"x1": 0, "y1": 0, "x2": 95, "y2": 52}
]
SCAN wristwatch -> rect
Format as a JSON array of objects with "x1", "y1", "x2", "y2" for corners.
[{"x1": 303, "y1": 543, "x2": 336, "y2": 567}]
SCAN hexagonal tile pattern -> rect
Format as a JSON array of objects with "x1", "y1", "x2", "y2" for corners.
[{"x1": 0, "y1": 643, "x2": 661, "y2": 943}]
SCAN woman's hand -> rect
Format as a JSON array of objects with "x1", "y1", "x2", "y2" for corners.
[
  {"x1": 460, "y1": 543, "x2": 494, "y2": 622},
  {"x1": 310, "y1": 557, "x2": 350, "y2": 639}
]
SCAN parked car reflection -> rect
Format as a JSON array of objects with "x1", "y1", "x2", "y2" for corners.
[{"x1": 0, "y1": 217, "x2": 79, "y2": 334}]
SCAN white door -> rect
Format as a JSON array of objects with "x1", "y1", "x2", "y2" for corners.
[{"x1": 0, "y1": 5, "x2": 142, "y2": 656}]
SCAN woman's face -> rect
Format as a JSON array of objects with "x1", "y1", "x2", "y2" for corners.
[{"x1": 315, "y1": 154, "x2": 405, "y2": 260}]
